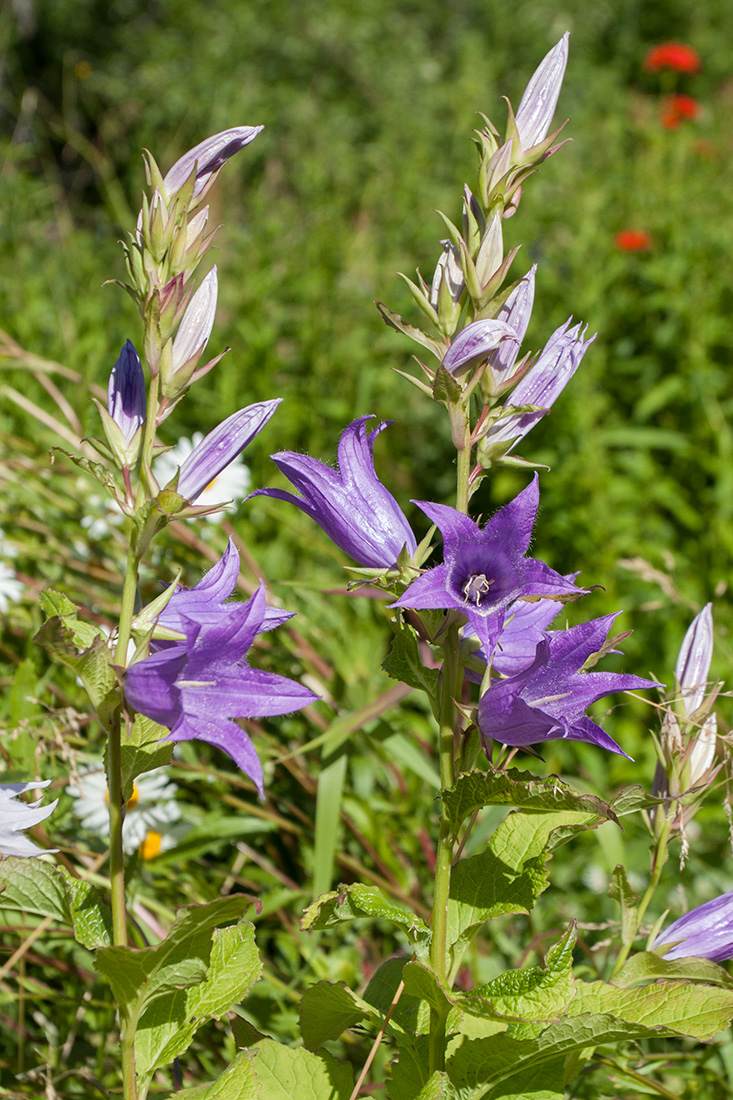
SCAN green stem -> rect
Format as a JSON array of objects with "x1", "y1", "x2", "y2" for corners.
[
  {"x1": 429, "y1": 627, "x2": 461, "y2": 1073},
  {"x1": 455, "y1": 412, "x2": 471, "y2": 515},
  {"x1": 610, "y1": 811, "x2": 673, "y2": 980}
]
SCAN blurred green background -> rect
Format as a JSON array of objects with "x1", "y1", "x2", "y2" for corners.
[{"x1": 2, "y1": 2, "x2": 733, "y2": 1091}]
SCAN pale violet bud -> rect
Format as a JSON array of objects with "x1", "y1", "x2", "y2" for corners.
[
  {"x1": 430, "y1": 240, "x2": 464, "y2": 311},
  {"x1": 654, "y1": 890, "x2": 733, "y2": 962},
  {"x1": 442, "y1": 320, "x2": 518, "y2": 376},
  {"x1": 483, "y1": 319, "x2": 595, "y2": 449},
  {"x1": 676, "y1": 603, "x2": 714, "y2": 716},
  {"x1": 163, "y1": 126, "x2": 264, "y2": 199},
  {"x1": 173, "y1": 399, "x2": 281, "y2": 502},
  {"x1": 171, "y1": 267, "x2": 218, "y2": 377},
  {"x1": 490, "y1": 265, "x2": 537, "y2": 383},
  {"x1": 689, "y1": 714, "x2": 717, "y2": 786},
  {"x1": 515, "y1": 33, "x2": 569, "y2": 152}
]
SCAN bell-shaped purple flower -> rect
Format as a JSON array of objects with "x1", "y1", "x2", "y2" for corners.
[
  {"x1": 108, "y1": 340, "x2": 146, "y2": 446},
  {"x1": 123, "y1": 584, "x2": 318, "y2": 795},
  {"x1": 251, "y1": 417, "x2": 417, "y2": 570},
  {"x1": 514, "y1": 33, "x2": 569, "y2": 153},
  {"x1": 477, "y1": 613, "x2": 660, "y2": 756},
  {"x1": 163, "y1": 126, "x2": 264, "y2": 198},
  {"x1": 171, "y1": 400, "x2": 281, "y2": 503},
  {"x1": 654, "y1": 890, "x2": 733, "y2": 962},
  {"x1": 392, "y1": 475, "x2": 583, "y2": 650},
  {"x1": 141, "y1": 537, "x2": 293, "y2": 643},
  {"x1": 464, "y1": 584, "x2": 574, "y2": 680},
  {"x1": 482, "y1": 320, "x2": 595, "y2": 452}
]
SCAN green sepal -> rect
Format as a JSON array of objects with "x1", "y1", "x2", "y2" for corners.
[
  {"x1": 398, "y1": 272, "x2": 441, "y2": 327},
  {"x1": 375, "y1": 301, "x2": 445, "y2": 360}
]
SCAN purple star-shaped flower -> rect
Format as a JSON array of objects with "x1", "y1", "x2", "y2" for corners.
[
  {"x1": 251, "y1": 417, "x2": 417, "y2": 569},
  {"x1": 392, "y1": 475, "x2": 582, "y2": 649},
  {"x1": 477, "y1": 613, "x2": 660, "y2": 756},
  {"x1": 654, "y1": 890, "x2": 733, "y2": 962},
  {"x1": 150, "y1": 538, "x2": 293, "y2": 646},
  {"x1": 464, "y1": 585, "x2": 573, "y2": 680},
  {"x1": 123, "y1": 584, "x2": 318, "y2": 795}
]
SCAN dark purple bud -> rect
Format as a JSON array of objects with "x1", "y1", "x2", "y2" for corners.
[{"x1": 108, "y1": 340, "x2": 146, "y2": 445}]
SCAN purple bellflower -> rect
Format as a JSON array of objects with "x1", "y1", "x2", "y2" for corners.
[
  {"x1": 169, "y1": 399, "x2": 281, "y2": 503},
  {"x1": 477, "y1": 613, "x2": 660, "y2": 756},
  {"x1": 481, "y1": 320, "x2": 595, "y2": 453},
  {"x1": 124, "y1": 584, "x2": 318, "y2": 795},
  {"x1": 163, "y1": 126, "x2": 264, "y2": 199},
  {"x1": 514, "y1": 33, "x2": 569, "y2": 153},
  {"x1": 464, "y1": 583, "x2": 575, "y2": 680},
  {"x1": 251, "y1": 417, "x2": 417, "y2": 570},
  {"x1": 142, "y1": 537, "x2": 293, "y2": 643},
  {"x1": 392, "y1": 475, "x2": 583, "y2": 650},
  {"x1": 654, "y1": 890, "x2": 733, "y2": 962}
]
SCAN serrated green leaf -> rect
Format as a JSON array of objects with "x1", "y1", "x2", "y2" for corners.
[
  {"x1": 446, "y1": 1013, "x2": 682, "y2": 1100},
  {"x1": 608, "y1": 864, "x2": 640, "y2": 946},
  {"x1": 566, "y1": 978, "x2": 733, "y2": 1040},
  {"x1": 249, "y1": 1039, "x2": 353, "y2": 1098},
  {"x1": 300, "y1": 980, "x2": 379, "y2": 1050},
  {"x1": 464, "y1": 925, "x2": 576, "y2": 1023},
  {"x1": 388, "y1": 1033, "x2": 431, "y2": 1100},
  {"x1": 0, "y1": 858, "x2": 111, "y2": 948},
  {"x1": 95, "y1": 895, "x2": 251, "y2": 1025},
  {"x1": 614, "y1": 950, "x2": 733, "y2": 990},
  {"x1": 301, "y1": 884, "x2": 430, "y2": 956},
  {"x1": 120, "y1": 714, "x2": 173, "y2": 800},
  {"x1": 611, "y1": 785, "x2": 665, "y2": 816},
  {"x1": 444, "y1": 771, "x2": 616, "y2": 837},
  {"x1": 34, "y1": 614, "x2": 118, "y2": 726},
  {"x1": 414, "y1": 1071, "x2": 459, "y2": 1099},
  {"x1": 162, "y1": 1049, "x2": 256, "y2": 1099},
  {"x1": 375, "y1": 301, "x2": 445, "y2": 360},
  {"x1": 364, "y1": 956, "x2": 423, "y2": 1035},
  {"x1": 134, "y1": 919, "x2": 261, "y2": 1089},
  {"x1": 382, "y1": 621, "x2": 439, "y2": 698},
  {"x1": 432, "y1": 364, "x2": 463, "y2": 407}
]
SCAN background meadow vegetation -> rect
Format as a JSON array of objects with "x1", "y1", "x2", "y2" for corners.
[{"x1": 2, "y1": 0, "x2": 733, "y2": 1094}]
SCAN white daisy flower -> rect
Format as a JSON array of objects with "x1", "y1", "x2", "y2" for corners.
[
  {"x1": 0, "y1": 781, "x2": 57, "y2": 858},
  {"x1": 153, "y1": 433, "x2": 251, "y2": 522},
  {"x1": 66, "y1": 766, "x2": 182, "y2": 857},
  {"x1": 79, "y1": 490, "x2": 125, "y2": 541}
]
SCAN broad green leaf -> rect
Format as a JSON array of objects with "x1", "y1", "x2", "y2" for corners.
[
  {"x1": 0, "y1": 858, "x2": 112, "y2": 948},
  {"x1": 446, "y1": 1013, "x2": 680, "y2": 1099},
  {"x1": 120, "y1": 714, "x2": 173, "y2": 801},
  {"x1": 463, "y1": 925, "x2": 577, "y2": 1023},
  {"x1": 250, "y1": 1038, "x2": 353, "y2": 1098},
  {"x1": 611, "y1": 785, "x2": 666, "y2": 816},
  {"x1": 447, "y1": 810, "x2": 598, "y2": 971},
  {"x1": 134, "y1": 920, "x2": 261, "y2": 1088},
  {"x1": 444, "y1": 771, "x2": 616, "y2": 836},
  {"x1": 300, "y1": 980, "x2": 380, "y2": 1050},
  {"x1": 414, "y1": 1072, "x2": 459, "y2": 1099},
  {"x1": 162, "y1": 1049, "x2": 257, "y2": 1100},
  {"x1": 382, "y1": 620, "x2": 439, "y2": 699},
  {"x1": 614, "y1": 951, "x2": 733, "y2": 990},
  {"x1": 301, "y1": 884, "x2": 430, "y2": 955},
  {"x1": 566, "y1": 978, "x2": 733, "y2": 1040},
  {"x1": 365, "y1": 956, "x2": 423, "y2": 1035},
  {"x1": 35, "y1": 608, "x2": 118, "y2": 726},
  {"x1": 95, "y1": 895, "x2": 251, "y2": 1024},
  {"x1": 608, "y1": 864, "x2": 640, "y2": 946},
  {"x1": 388, "y1": 1033, "x2": 431, "y2": 1100},
  {"x1": 402, "y1": 961, "x2": 452, "y2": 1017},
  {"x1": 432, "y1": 364, "x2": 463, "y2": 406}
]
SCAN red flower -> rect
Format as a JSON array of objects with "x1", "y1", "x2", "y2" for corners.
[
  {"x1": 644, "y1": 42, "x2": 701, "y2": 74},
  {"x1": 661, "y1": 94, "x2": 702, "y2": 129},
  {"x1": 614, "y1": 229, "x2": 653, "y2": 253}
]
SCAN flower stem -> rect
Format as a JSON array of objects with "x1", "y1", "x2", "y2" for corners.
[
  {"x1": 610, "y1": 811, "x2": 673, "y2": 979},
  {"x1": 455, "y1": 413, "x2": 471, "y2": 515}
]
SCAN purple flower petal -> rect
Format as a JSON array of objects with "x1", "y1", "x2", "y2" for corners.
[
  {"x1": 442, "y1": 320, "x2": 518, "y2": 376},
  {"x1": 175, "y1": 399, "x2": 281, "y2": 502},
  {"x1": 675, "y1": 603, "x2": 713, "y2": 716},
  {"x1": 163, "y1": 126, "x2": 264, "y2": 198},
  {"x1": 654, "y1": 890, "x2": 733, "y2": 962},
  {"x1": 252, "y1": 417, "x2": 416, "y2": 569},
  {"x1": 490, "y1": 266, "x2": 536, "y2": 384},
  {"x1": 515, "y1": 33, "x2": 569, "y2": 152},
  {"x1": 171, "y1": 267, "x2": 218, "y2": 376},
  {"x1": 108, "y1": 340, "x2": 145, "y2": 445}
]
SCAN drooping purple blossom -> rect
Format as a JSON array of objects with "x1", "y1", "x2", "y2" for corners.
[
  {"x1": 490, "y1": 265, "x2": 537, "y2": 385},
  {"x1": 477, "y1": 613, "x2": 659, "y2": 756},
  {"x1": 392, "y1": 475, "x2": 583, "y2": 650},
  {"x1": 514, "y1": 33, "x2": 569, "y2": 153},
  {"x1": 163, "y1": 126, "x2": 264, "y2": 198},
  {"x1": 147, "y1": 537, "x2": 292, "y2": 643},
  {"x1": 654, "y1": 890, "x2": 733, "y2": 962},
  {"x1": 482, "y1": 320, "x2": 595, "y2": 452},
  {"x1": 124, "y1": 584, "x2": 317, "y2": 795},
  {"x1": 107, "y1": 340, "x2": 146, "y2": 446},
  {"x1": 251, "y1": 417, "x2": 417, "y2": 570},
  {"x1": 170, "y1": 400, "x2": 281, "y2": 503}
]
